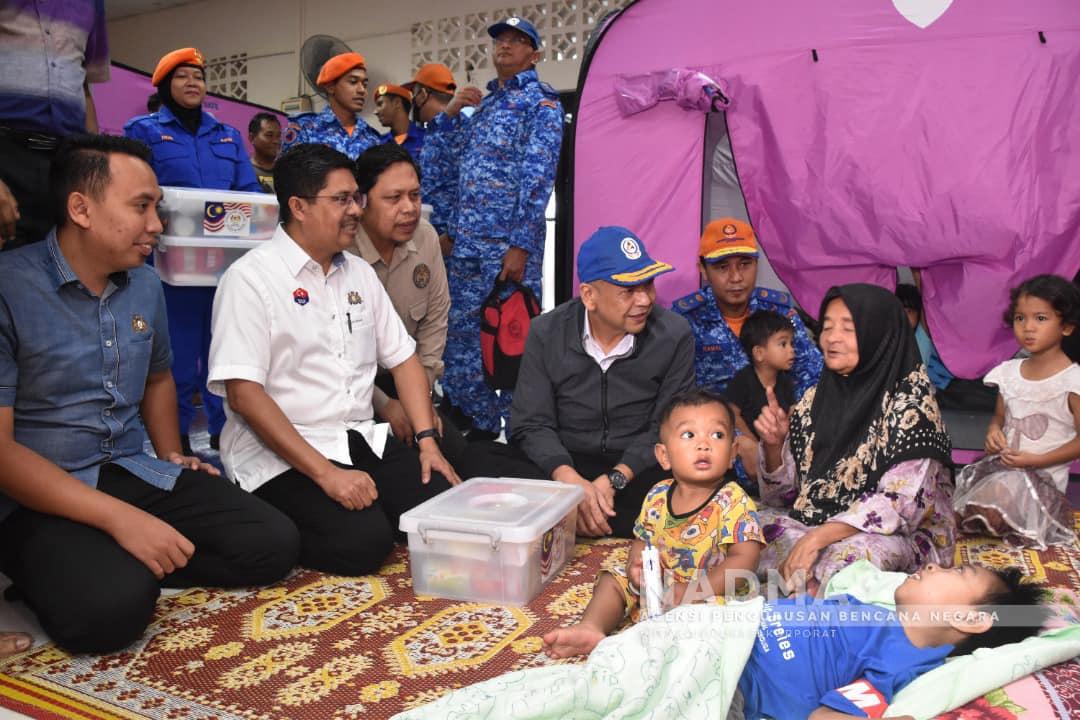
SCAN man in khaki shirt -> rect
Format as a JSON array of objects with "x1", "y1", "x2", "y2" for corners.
[{"x1": 352, "y1": 144, "x2": 465, "y2": 463}]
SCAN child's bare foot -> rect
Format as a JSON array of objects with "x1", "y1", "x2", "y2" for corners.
[{"x1": 542, "y1": 623, "x2": 606, "y2": 658}]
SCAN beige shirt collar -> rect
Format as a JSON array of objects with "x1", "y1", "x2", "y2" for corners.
[{"x1": 355, "y1": 224, "x2": 418, "y2": 270}]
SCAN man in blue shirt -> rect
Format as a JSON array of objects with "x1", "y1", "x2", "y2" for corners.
[
  {"x1": 434, "y1": 17, "x2": 564, "y2": 438},
  {"x1": 281, "y1": 52, "x2": 384, "y2": 160},
  {"x1": 373, "y1": 83, "x2": 425, "y2": 160},
  {"x1": 407, "y1": 63, "x2": 459, "y2": 246},
  {"x1": 0, "y1": 135, "x2": 298, "y2": 654},
  {"x1": 674, "y1": 218, "x2": 822, "y2": 400}
]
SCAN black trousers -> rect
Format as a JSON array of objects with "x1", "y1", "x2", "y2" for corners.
[
  {"x1": 0, "y1": 133, "x2": 55, "y2": 250},
  {"x1": 462, "y1": 442, "x2": 665, "y2": 538},
  {"x1": 0, "y1": 465, "x2": 300, "y2": 654},
  {"x1": 253, "y1": 431, "x2": 452, "y2": 577}
]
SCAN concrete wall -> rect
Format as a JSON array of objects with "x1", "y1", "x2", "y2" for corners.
[{"x1": 107, "y1": 0, "x2": 589, "y2": 122}]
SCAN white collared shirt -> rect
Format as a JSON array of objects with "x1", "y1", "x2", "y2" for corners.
[
  {"x1": 582, "y1": 311, "x2": 635, "y2": 372},
  {"x1": 208, "y1": 225, "x2": 416, "y2": 492}
]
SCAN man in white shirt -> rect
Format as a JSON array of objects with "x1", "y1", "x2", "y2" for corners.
[{"x1": 209, "y1": 143, "x2": 460, "y2": 576}]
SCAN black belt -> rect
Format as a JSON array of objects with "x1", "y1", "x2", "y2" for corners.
[{"x1": 0, "y1": 125, "x2": 62, "y2": 152}]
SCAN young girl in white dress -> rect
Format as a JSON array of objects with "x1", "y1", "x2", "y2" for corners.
[{"x1": 953, "y1": 274, "x2": 1080, "y2": 548}]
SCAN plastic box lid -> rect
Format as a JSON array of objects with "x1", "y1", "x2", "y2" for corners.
[
  {"x1": 399, "y1": 477, "x2": 583, "y2": 544},
  {"x1": 160, "y1": 186, "x2": 279, "y2": 205},
  {"x1": 155, "y1": 235, "x2": 263, "y2": 250}
]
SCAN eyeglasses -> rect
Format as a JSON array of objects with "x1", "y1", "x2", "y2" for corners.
[
  {"x1": 301, "y1": 191, "x2": 367, "y2": 209},
  {"x1": 492, "y1": 33, "x2": 534, "y2": 47}
]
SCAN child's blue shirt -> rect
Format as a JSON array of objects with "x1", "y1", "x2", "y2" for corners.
[{"x1": 738, "y1": 595, "x2": 953, "y2": 719}]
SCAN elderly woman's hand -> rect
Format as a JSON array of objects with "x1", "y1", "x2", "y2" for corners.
[{"x1": 779, "y1": 530, "x2": 824, "y2": 593}]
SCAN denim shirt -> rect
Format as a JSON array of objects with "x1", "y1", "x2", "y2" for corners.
[{"x1": 0, "y1": 232, "x2": 182, "y2": 521}]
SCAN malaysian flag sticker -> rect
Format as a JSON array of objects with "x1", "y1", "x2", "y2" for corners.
[{"x1": 204, "y1": 201, "x2": 253, "y2": 237}]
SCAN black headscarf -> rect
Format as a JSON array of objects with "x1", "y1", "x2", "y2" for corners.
[
  {"x1": 158, "y1": 65, "x2": 204, "y2": 136},
  {"x1": 787, "y1": 283, "x2": 952, "y2": 526}
]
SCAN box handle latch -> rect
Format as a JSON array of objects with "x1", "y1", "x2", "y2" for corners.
[{"x1": 417, "y1": 522, "x2": 502, "y2": 551}]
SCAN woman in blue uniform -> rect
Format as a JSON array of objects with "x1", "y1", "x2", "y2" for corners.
[{"x1": 125, "y1": 48, "x2": 261, "y2": 452}]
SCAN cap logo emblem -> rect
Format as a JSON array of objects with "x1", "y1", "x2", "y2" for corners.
[
  {"x1": 722, "y1": 223, "x2": 737, "y2": 236},
  {"x1": 378, "y1": 84, "x2": 387, "y2": 95},
  {"x1": 508, "y1": 17, "x2": 521, "y2": 26},
  {"x1": 193, "y1": 50, "x2": 204, "y2": 65},
  {"x1": 620, "y1": 237, "x2": 642, "y2": 260}
]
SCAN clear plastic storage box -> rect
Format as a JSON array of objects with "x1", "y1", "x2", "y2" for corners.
[
  {"x1": 159, "y1": 186, "x2": 279, "y2": 240},
  {"x1": 153, "y1": 236, "x2": 259, "y2": 287},
  {"x1": 399, "y1": 477, "x2": 583, "y2": 604}
]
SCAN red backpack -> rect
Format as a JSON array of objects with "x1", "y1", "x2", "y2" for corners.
[{"x1": 480, "y1": 281, "x2": 541, "y2": 390}]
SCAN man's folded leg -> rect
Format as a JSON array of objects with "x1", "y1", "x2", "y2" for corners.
[
  {"x1": 98, "y1": 466, "x2": 301, "y2": 588},
  {"x1": 0, "y1": 507, "x2": 161, "y2": 654},
  {"x1": 254, "y1": 467, "x2": 394, "y2": 577}
]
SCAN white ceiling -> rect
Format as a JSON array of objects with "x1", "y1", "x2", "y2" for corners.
[{"x1": 106, "y1": 0, "x2": 200, "y2": 21}]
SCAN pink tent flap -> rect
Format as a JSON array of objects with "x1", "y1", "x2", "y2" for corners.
[{"x1": 571, "y1": 0, "x2": 1080, "y2": 377}]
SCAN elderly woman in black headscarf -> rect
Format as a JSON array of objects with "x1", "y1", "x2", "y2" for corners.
[{"x1": 753, "y1": 284, "x2": 955, "y2": 595}]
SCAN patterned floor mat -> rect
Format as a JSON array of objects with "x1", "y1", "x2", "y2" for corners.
[{"x1": 0, "y1": 525, "x2": 1077, "y2": 720}]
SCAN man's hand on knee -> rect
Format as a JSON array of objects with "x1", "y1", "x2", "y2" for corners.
[
  {"x1": 106, "y1": 505, "x2": 195, "y2": 580},
  {"x1": 317, "y1": 467, "x2": 378, "y2": 510}
]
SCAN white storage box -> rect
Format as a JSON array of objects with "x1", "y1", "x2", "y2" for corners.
[
  {"x1": 159, "y1": 186, "x2": 278, "y2": 240},
  {"x1": 153, "y1": 235, "x2": 259, "y2": 287},
  {"x1": 399, "y1": 477, "x2": 583, "y2": 604}
]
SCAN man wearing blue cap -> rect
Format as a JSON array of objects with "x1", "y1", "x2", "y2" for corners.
[
  {"x1": 430, "y1": 16, "x2": 564, "y2": 440},
  {"x1": 506, "y1": 227, "x2": 695, "y2": 537}
]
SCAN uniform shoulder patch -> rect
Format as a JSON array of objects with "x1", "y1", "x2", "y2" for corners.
[
  {"x1": 282, "y1": 123, "x2": 300, "y2": 144},
  {"x1": 756, "y1": 287, "x2": 791, "y2": 307},
  {"x1": 538, "y1": 99, "x2": 558, "y2": 109},
  {"x1": 673, "y1": 291, "x2": 707, "y2": 314}
]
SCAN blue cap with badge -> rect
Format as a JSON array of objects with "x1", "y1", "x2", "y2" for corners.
[
  {"x1": 488, "y1": 16, "x2": 542, "y2": 49},
  {"x1": 577, "y1": 226, "x2": 675, "y2": 287}
]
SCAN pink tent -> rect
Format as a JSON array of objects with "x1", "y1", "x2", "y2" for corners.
[{"x1": 568, "y1": 0, "x2": 1080, "y2": 377}]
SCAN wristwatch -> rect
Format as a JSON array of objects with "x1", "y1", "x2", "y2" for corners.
[
  {"x1": 414, "y1": 428, "x2": 441, "y2": 444},
  {"x1": 607, "y1": 468, "x2": 629, "y2": 491}
]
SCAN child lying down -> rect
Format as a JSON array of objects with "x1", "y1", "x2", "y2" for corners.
[{"x1": 393, "y1": 563, "x2": 1048, "y2": 720}]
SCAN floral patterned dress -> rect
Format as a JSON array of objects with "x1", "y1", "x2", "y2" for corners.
[{"x1": 755, "y1": 441, "x2": 956, "y2": 589}]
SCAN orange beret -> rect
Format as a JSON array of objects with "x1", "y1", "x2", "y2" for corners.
[
  {"x1": 316, "y1": 52, "x2": 367, "y2": 86},
  {"x1": 151, "y1": 48, "x2": 205, "y2": 87},
  {"x1": 374, "y1": 84, "x2": 412, "y2": 103},
  {"x1": 403, "y1": 63, "x2": 457, "y2": 95}
]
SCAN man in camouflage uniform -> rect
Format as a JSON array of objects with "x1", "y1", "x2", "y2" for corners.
[
  {"x1": 406, "y1": 63, "x2": 459, "y2": 247},
  {"x1": 432, "y1": 17, "x2": 563, "y2": 437},
  {"x1": 673, "y1": 218, "x2": 822, "y2": 399},
  {"x1": 281, "y1": 52, "x2": 383, "y2": 160}
]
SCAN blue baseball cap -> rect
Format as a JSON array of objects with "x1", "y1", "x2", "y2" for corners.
[
  {"x1": 577, "y1": 226, "x2": 674, "y2": 287},
  {"x1": 487, "y1": 17, "x2": 542, "y2": 49}
]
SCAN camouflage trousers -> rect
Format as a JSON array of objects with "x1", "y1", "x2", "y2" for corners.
[{"x1": 442, "y1": 254, "x2": 542, "y2": 434}]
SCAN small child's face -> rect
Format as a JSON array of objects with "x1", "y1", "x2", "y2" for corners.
[
  {"x1": 655, "y1": 402, "x2": 734, "y2": 487},
  {"x1": 759, "y1": 329, "x2": 795, "y2": 372},
  {"x1": 895, "y1": 564, "x2": 1003, "y2": 610},
  {"x1": 1011, "y1": 294, "x2": 1073, "y2": 355}
]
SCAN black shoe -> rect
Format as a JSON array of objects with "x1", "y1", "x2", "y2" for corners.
[
  {"x1": 181, "y1": 435, "x2": 194, "y2": 456},
  {"x1": 209, "y1": 434, "x2": 220, "y2": 451}
]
